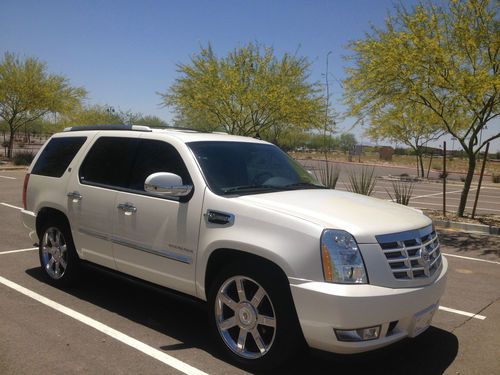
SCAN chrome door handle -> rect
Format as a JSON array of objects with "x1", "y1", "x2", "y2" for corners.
[
  {"x1": 67, "y1": 191, "x2": 82, "y2": 202},
  {"x1": 117, "y1": 203, "x2": 137, "y2": 215}
]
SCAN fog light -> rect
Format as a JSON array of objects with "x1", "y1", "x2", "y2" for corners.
[{"x1": 335, "y1": 325, "x2": 381, "y2": 342}]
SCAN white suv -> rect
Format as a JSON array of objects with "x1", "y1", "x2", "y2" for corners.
[{"x1": 21, "y1": 124, "x2": 447, "y2": 370}]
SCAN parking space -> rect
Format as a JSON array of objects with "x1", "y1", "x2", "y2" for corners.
[{"x1": 1, "y1": 169, "x2": 499, "y2": 374}]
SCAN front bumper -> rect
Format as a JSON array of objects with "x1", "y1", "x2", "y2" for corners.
[
  {"x1": 21, "y1": 209, "x2": 37, "y2": 243},
  {"x1": 290, "y1": 256, "x2": 448, "y2": 354}
]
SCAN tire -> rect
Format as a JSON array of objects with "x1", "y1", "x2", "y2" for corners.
[
  {"x1": 39, "y1": 218, "x2": 80, "y2": 286},
  {"x1": 207, "y1": 261, "x2": 304, "y2": 370}
]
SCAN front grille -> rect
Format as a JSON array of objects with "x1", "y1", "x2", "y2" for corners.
[{"x1": 376, "y1": 225, "x2": 442, "y2": 280}]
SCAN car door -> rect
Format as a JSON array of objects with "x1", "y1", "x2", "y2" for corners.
[
  {"x1": 67, "y1": 134, "x2": 139, "y2": 269},
  {"x1": 112, "y1": 138, "x2": 202, "y2": 296}
]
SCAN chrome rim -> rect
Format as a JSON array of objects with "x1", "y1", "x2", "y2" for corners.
[
  {"x1": 41, "y1": 227, "x2": 68, "y2": 280},
  {"x1": 215, "y1": 275, "x2": 276, "y2": 359}
]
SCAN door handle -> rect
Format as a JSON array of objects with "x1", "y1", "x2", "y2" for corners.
[
  {"x1": 117, "y1": 203, "x2": 137, "y2": 215},
  {"x1": 67, "y1": 191, "x2": 82, "y2": 203}
]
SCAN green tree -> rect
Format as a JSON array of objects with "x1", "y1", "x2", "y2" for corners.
[
  {"x1": 344, "y1": 0, "x2": 499, "y2": 216},
  {"x1": 338, "y1": 133, "x2": 357, "y2": 154},
  {"x1": 366, "y1": 103, "x2": 444, "y2": 177},
  {"x1": 61, "y1": 104, "x2": 122, "y2": 127},
  {"x1": 0, "y1": 52, "x2": 86, "y2": 157},
  {"x1": 159, "y1": 43, "x2": 326, "y2": 137},
  {"x1": 131, "y1": 114, "x2": 168, "y2": 127}
]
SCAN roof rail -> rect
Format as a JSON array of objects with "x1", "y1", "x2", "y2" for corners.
[{"x1": 63, "y1": 124, "x2": 152, "y2": 132}]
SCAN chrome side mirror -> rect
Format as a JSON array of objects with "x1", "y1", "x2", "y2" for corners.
[{"x1": 144, "y1": 172, "x2": 193, "y2": 197}]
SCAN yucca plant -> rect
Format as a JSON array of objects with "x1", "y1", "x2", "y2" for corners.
[
  {"x1": 317, "y1": 162, "x2": 340, "y2": 189},
  {"x1": 346, "y1": 167, "x2": 376, "y2": 196},
  {"x1": 386, "y1": 180, "x2": 415, "y2": 205}
]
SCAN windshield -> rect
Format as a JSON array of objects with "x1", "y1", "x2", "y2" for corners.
[{"x1": 188, "y1": 141, "x2": 323, "y2": 196}]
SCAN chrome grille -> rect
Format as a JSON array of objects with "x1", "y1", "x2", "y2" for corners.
[{"x1": 376, "y1": 225, "x2": 442, "y2": 280}]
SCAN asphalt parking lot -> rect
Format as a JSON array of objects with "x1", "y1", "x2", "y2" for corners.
[
  {"x1": 1, "y1": 169, "x2": 499, "y2": 374},
  {"x1": 300, "y1": 159, "x2": 500, "y2": 217}
]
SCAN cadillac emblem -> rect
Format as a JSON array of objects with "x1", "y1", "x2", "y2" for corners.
[{"x1": 418, "y1": 247, "x2": 431, "y2": 275}]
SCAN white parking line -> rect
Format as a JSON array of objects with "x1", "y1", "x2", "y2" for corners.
[
  {"x1": 0, "y1": 275, "x2": 208, "y2": 375},
  {"x1": 0, "y1": 247, "x2": 37, "y2": 255},
  {"x1": 438, "y1": 306, "x2": 486, "y2": 320},
  {"x1": 0, "y1": 202, "x2": 22, "y2": 210},
  {"x1": 412, "y1": 189, "x2": 466, "y2": 199},
  {"x1": 0, "y1": 175, "x2": 16, "y2": 180},
  {"x1": 443, "y1": 253, "x2": 500, "y2": 265}
]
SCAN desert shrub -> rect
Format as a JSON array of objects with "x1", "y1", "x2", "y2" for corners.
[
  {"x1": 317, "y1": 163, "x2": 340, "y2": 189},
  {"x1": 13, "y1": 151, "x2": 35, "y2": 165},
  {"x1": 492, "y1": 174, "x2": 500, "y2": 183},
  {"x1": 386, "y1": 181, "x2": 415, "y2": 206},
  {"x1": 346, "y1": 167, "x2": 376, "y2": 196}
]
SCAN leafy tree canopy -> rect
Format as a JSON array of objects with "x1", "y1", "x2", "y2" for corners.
[
  {"x1": 344, "y1": 0, "x2": 499, "y2": 215},
  {"x1": 0, "y1": 52, "x2": 86, "y2": 156},
  {"x1": 159, "y1": 43, "x2": 327, "y2": 137}
]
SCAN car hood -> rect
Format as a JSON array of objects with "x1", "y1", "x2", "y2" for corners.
[{"x1": 237, "y1": 189, "x2": 432, "y2": 244}]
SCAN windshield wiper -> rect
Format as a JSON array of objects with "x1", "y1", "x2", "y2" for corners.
[
  {"x1": 283, "y1": 182, "x2": 327, "y2": 190},
  {"x1": 222, "y1": 185, "x2": 281, "y2": 194}
]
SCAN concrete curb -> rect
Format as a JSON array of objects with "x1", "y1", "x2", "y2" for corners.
[
  {"x1": 433, "y1": 219, "x2": 500, "y2": 236},
  {"x1": 0, "y1": 167, "x2": 27, "y2": 171}
]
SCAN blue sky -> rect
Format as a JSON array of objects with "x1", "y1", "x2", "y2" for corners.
[{"x1": 1, "y1": 0, "x2": 498, "y2": 150}]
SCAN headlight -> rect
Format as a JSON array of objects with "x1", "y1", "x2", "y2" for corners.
[{"x1": 321, "y1": 229, "x2": 368, "y2": 284}]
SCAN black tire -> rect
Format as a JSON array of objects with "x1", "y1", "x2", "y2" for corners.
[
  {"x1": 39, "y1": 217, "x2": 80, "y2": 287},
  {"x1": 207, "y1": 260, "x2": 304, "y2": 371}
]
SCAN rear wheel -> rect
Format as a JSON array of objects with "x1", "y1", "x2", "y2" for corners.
[
  {"x1": 39, "y1": 219, "x2": 80, "y2": 286},
  {"x1": 208, "y1": 261, "x2": 303, "y2": 370}
]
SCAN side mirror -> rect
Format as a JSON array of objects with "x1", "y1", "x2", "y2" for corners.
[{"x1": 144, "y1": 172, "x2": 193, "y2": 197}]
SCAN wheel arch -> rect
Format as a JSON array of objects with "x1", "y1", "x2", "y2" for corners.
[
  {"x1": 203, "y1": 248, "x2": 291, "y2": 302},
  {"x1": 36, "y1": 207, "x2": 71, "y2": 239}
]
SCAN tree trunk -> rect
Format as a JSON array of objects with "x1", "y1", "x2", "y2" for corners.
[
  {"x1": 418, "y1": 154, "x2": 425, "y2": 178},
  {"x1": 7, "y1": 128, "x2": 15, "y2": 159},
  {"x1": 457, "y1": 154, "x2": 476, "y2": 217}
]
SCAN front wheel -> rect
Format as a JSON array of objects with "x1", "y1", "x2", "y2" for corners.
[{"x1": 208, "y1": 262, "x2": 303, "y2": 370}]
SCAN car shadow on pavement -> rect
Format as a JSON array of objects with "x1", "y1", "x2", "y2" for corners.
[
  {"x1": 273, "y1": 326, "x2": 458, "y2": 375},
  {"x1": 439, "y1": 231, "x2": 500, "y2": 258},
  {"x1": 25, "y1": 266, "x2": 458, "y2": 374}
]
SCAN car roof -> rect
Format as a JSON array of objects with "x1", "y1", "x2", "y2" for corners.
[{"x1": 60, "y1": 124, "x2": 269, "y2": 144}]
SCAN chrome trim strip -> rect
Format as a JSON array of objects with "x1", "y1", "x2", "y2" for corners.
[
  {"x1": 78, "y1": 227, "x2": 109, "y2": 241},
  {"x1": 78, "y1": 227, "x2": 192, "y2": 264},
  {"x1": 111, "y1": 237, "x2": 192, "y2": 264}
]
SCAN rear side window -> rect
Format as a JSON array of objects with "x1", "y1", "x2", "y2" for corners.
[
  {"x1": 79, "y1": 137, "x2": 139, "y2": 188},
  {"x1": 32, "y1": 137, "x2": 86, "y2": 177},
  {"x1": 128, "y1": 139, "x2": 192, "y2": 191}
]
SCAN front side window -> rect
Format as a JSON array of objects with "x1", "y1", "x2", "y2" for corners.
[
  {"x1": 128, "y1": 139, "x2": 192, "y2": 191},
  {"x1": 32, "y1": 137, "x2": 86, "y2": 177},
  {"x1": 79, "y1": 137, "x2": 191, "y2": 194},
  {"x1": 79, "y1": 137, "x2": 139, "y2": 188},
  {"x1": 188, "y1": 141, "x2": 322, "y2": 196}
]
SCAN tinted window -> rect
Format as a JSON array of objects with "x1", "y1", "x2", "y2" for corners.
[
  {"x1": 128, "y1": 140, "x2": 191, "y2": 191},
  {"x1": 32, "y1": 137, "x2": 86, "y2": 177},
  {"x1": 79, "y1": 137, "x2": 138, "y2": 188}
]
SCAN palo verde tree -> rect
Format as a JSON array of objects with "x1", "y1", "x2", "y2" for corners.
[
  {"x1": 366, "y1": 103, "x2": 444, "y2": 177},
  {"x1": 0, "y1": 52, "x2": 86, "y2": 157},
  {"x1": 61, "y1": 104, "x2": 122, "y2": 128},
  {"x1": 160, "y1": 43, "x2": 326, "y2": 139},
  {"x1": 344, "y1": 0, "x2": 499, "y2": 216}
]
